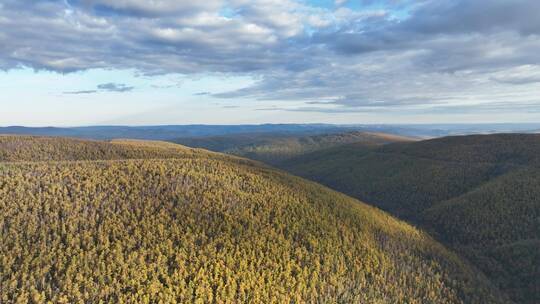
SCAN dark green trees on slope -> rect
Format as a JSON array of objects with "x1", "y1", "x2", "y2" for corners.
[
  {"x1": 282, "y1": 134, "x2": 540, "y2": 304},
  {"x1": 0, "y1": 136, "x2": 504, "y2": 303},
  {"x1": 175, "y1": 131, "x2": 414, "y2": 165}
]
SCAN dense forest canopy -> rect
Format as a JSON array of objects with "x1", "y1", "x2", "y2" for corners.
[
  {"x1": 0, "y1": 136, "x2": 505, "y2": 303},
  {"x1": 282, "y1": 133, "x2": 540, "y2": 304},
  {"x1": 176, "y1": 131, "x2": 414, "y2": 164}
]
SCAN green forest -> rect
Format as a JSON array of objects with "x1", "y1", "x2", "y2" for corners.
[
  {"x1": 282, "y1": 134, "x2": 540, "y2": 304},
  {"x1": 0, "y1": 136, "x2": 504, "y2": 303},
  {"x1": 175, "y1": 131, "x2": 413, "y2": 165}
]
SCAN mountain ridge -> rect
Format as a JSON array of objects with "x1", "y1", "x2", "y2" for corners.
[
  {"x1": 281, "y1": 133, "x2": 540, "y2": 303},
  {"x1": 176, "y1": 131, "x2": 416, "y2": 164}
]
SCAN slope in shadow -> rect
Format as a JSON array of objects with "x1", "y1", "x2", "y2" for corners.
[{"x1": 281, "y1": 134, "x2": 540, "y2": 304}]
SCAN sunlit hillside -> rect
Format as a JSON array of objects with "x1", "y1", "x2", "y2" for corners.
[{"x1": 0, "y1": 136, "x2": 504, "y2": 303}]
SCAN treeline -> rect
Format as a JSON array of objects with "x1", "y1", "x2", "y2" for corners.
[{"x1": 0, "y1": 136, "x2": 199, "y2": 162}]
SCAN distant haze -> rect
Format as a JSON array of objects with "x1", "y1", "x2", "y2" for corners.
[{"x1": 2, "y1": 123, "x2": 540, "y2": 141}]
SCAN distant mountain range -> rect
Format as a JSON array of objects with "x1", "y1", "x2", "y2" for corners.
[{"x1": 2, "y1": 123, "x2": 540, "y2": 141}]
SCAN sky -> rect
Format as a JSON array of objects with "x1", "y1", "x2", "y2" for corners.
[{"x1": 1, "y1": 0, "x2": 540, "y2": 126}]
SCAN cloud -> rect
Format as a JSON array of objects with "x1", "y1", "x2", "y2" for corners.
[
  {"x1": 79, "y1": 1, "x2": 222, "y2": 17},
  {"x1": 63, "y1": 82, "x2": 134, "y2": 94},
  {"x1": 0, "y1": 0, "x2": 305, "y2": 74},
  {"x1": 194, "y1": 92, "x2": 211, "y2": 96},
  {"x1": 490, "y1": 65, "x2": 540, "y2": 85},
  {"x1": 213, "y1": 0, "x2": 540, "y2": 114},
  {"x1": 493, "y1": 75, "x2": 540, "y2": 85},
  {"x1": 2, "y1": 0, "x2": 540, "y2": 117},
  {"x1": 403, "y1": 0, "x2": 540, "y2": 36},
  {"x1": 63, "y1": 90, "x2": 99, "y2": 94},
  {"x1": 256, "y1": 106, "x2": 378, "y2": 113},
  {"x1": 421, "y1": 101, "x2": 540, "y2": 114},
  {"x1": 97, "y1": 82, "x2": 134, "y2": 92},
  {"x1": 306, "y1": 95, "x2": 442, "y2": 108}
]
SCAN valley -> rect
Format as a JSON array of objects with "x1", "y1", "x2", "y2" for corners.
[{"x1": 278, "y1": 134, "x2": 540, "y2": 303}]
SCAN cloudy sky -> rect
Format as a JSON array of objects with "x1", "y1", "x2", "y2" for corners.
[{"x1": 1, "y1": 0, "x2": 540, "y2": 126}]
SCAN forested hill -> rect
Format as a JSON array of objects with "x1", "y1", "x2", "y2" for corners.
[
  {"x1": 175, "y1": 131, "x2": 415, "y2": 164},
  {"x1": 282, "y1": 133, "x2": 540, "y2": 303},
  {"x1": 0, "y1": 136, "x2": 226, "y2": 162},
  {"x1": 0, "y1": 135, "x2": 505, "y2": 303}
]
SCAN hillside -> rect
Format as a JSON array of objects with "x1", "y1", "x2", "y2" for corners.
[
  {"x1": 282, "y1": 134, "x2": 540, "y2": 303},
  {"x1": 176, "y1": 131, "x2": 414, "y2": 164},
  {"x1": 0, "y1": 136, "x2": 505, "y2": 303},
  {"x1": 174, "y1": 133, "x2": 288, "y2": 154}
]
